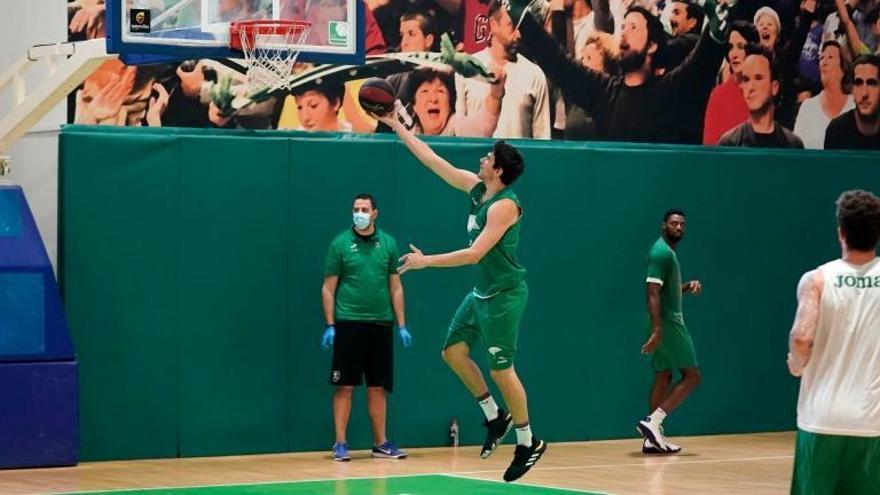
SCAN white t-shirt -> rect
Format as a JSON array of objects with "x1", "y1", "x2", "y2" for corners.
[
  {"x1": 455, "y1": 48, "x2": 552, "y2": 139},
  {"x1": 797, "y1": 258, "x2": 880, "y2": 437},
  {"x1": 572, "y1": 12, "x2": 595, "y2": 60},
  {"x1": 793, "y1": 92, "x2": 854, "y2": 149}
]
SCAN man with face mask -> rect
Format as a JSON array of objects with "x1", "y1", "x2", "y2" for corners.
[
  {"x1": 321, "y1": 193, "x2": 411, "y2": 462},
  {"x1": 638, "y1": 210, "x2": 703, "y2": 454}
]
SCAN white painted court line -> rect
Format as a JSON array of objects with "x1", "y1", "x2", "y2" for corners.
[
  {"x1": 52, "y1": 453, "x2": 795, "y2": 494},
  {"x1": 52, "y1": 473, "x2": 436, "y2": 495},
  {"x1": 441, "y1": 473, "x2": 611, "y2": 494},
  {"x1": 58, "y1": 470, "x2": 619, "y2": 495},
  {"x1": 449, "y1": 454, "x2": 795, "y2": 475}
]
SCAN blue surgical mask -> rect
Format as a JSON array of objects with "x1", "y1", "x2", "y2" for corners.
[{"x1": 353, "y1": 212, "x2": 371, "y2": 230}]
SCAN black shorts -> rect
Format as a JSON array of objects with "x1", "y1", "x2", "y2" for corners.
[{"x1": 330, "y1": 321, "x2": 394, "y2": 392}]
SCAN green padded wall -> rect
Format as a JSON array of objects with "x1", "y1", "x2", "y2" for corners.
[
  {"x1": 60, "y1": 131, "x2": 180, "y2": 460},
  {"x1": 176, "y1": 136, "x2": 290, "y2": 456},
  {"x1": 59, "y1": 125, "x2": 880, "y2": 461}
]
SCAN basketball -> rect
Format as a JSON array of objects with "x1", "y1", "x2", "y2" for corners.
[{"x1": 358, "y1": 78, "x2": 395, "y2": 116}]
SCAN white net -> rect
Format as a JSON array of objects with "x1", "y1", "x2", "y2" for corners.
[{"x1": 235, "y1": 21, "x2": 311, "y2": 94}]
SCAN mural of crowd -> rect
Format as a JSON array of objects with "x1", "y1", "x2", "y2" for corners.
[{"x1": 68, "y1": 0, "x2": 880, "y2": 149}]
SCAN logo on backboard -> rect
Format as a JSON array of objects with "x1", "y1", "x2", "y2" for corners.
[
  {"x1": 328, "y1": 21, "x2": 349, "y2": 46},
  {"x1": 130, "y1": 9, "x2": 151, "y2": 33}
]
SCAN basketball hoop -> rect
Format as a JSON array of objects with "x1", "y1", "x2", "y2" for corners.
[{"x1": 230, "y1": 20, "x2": 311, "y2": 96}]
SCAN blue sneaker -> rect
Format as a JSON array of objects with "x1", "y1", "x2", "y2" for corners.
[
  {"x1": 331, "y1": 442, "x2": 351, "y2": 462},
  {"x1": 372, "y1": 441, "x2": 407, "y2": 459}
]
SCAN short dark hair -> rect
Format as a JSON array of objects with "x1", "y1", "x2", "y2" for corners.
[
  {"x1": 400, "y1": 10, "x2": 439, "y2": 49},
  {"x1": 729, "y1": 20, "x2": 759, "y2": 44},
  {"x1": 745, "y1": 43, "x2": 780, "y2": 82},
  {"x1": 488, "y1": 0, "x2": 505, "y2": 19},
  {"x1": 492, "y1": 140, "x2": 524, "y2": 185},
  {"x1": 407, "y1": 68, "x2": 456, "y2": 109},
  {"x1": 677, "y1": 1, "x2": 705, "y2": 34},
  {"x1": 837, "y1": 190, "x2": 880, "y2": 251},
  {"x1": 852, "y1": 54, "x2": 880, "y2": 78},
  {"x1": 663, "y1": 209, "x2": 685, "y2": 222},
  {"x1": 821, "y1": 40, "x2": 851, "y2": 88},
  {"x1": 292, "y1": 80, "x2": 346, "y2": 106},
  {"x1": 354, "y1": 193, "x2": 377, "y2": 209},
  {"x1": 625, "y1": 6, "x2": 668, "y2": 65}
]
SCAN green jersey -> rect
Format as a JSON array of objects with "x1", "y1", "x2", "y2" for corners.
[
  {"x1": 646, "y1": 237, "x2": 684, "y2": 324},
  {"x1": 467, "y1": 183, "x2": 526, "y2": 298},
  {"x1": 324, "y1": 228, "x2": 399, "y2": 322}
]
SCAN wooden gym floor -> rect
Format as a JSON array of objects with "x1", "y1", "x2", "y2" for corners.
[{"x1": 0, "y1": 431, "x2": 795, "y2": 495}]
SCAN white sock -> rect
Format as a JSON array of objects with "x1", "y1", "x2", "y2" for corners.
[
  {"x1": 649, "y1": 407, "x2": 667, "y2": 425},
  {"x1": 478, "y1": 395, "x2": 499, "y2": 421},
  {"x1": 515, "y1": 423, "x2": 533, "y2": 446}
]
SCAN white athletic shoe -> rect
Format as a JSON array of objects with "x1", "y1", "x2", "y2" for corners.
[
  {"x1": 643, "y1": 436, "x2": 682, "y2": 454},
  {"x1": 637, "y1": 417, "x2": 681, "y2": 454}
]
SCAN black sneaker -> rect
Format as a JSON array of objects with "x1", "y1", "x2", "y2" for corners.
[
  {"x1": 503, "y1": 438, "x2": 547, "y2": 482},
  {"x1": 480, "y1": 408, "x2": 513, "y2": 459},
  {"x1": 642, "y1": 438, "x2": 662, "y2": 454}
]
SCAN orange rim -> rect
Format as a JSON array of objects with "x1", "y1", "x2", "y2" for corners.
[{"x1": 229, "y1": 20, "x2": 311, "y2": 51}]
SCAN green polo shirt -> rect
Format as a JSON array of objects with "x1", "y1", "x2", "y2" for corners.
[{"x1": 324, "y1": 227, "x2": 399, "y2": 322}]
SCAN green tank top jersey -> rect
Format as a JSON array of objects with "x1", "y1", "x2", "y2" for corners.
[
  {"x1": 467, "y1": 183, "x2": 526, "y2": 298},
  {"x1": 646, "y1": 237, "x2": 684, "y2": 324}
]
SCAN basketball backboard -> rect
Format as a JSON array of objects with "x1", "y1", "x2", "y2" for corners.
[{"x1": 106, "y1": 0, "x2": 364, "y2": 65}]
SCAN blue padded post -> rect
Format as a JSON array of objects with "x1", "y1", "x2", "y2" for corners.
[
  {"x1": 0, "y1": 186, "x2": 78, "y2": 468},
  {"x1": 0, "y1": 186, "x2": 74, "y2": 362},
  {"x1": 0, "y1": 362, "x2": 78, "y2": 468}
]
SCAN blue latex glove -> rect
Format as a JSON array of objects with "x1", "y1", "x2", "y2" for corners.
[
  {"x1": 321, "y1": 325, "x2": 335, "y2": 349},
  {"x1": 398, "y1": 326, "x2": 412, "y2": 347}
]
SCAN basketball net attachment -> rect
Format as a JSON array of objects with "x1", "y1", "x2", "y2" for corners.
[{"x1": 229, "y1": 20, "x2": 311, "y2": 105}]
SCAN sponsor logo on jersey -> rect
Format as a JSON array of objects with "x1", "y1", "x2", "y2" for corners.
[
  {"x1": 467, "y1": 214, "x2": 480, "y2": 233},
  {"x1": 835, "y1": 275, "x2": 880, "y2": 289},
  {"x1": 474, "y1": 15, "x2": 490, "y2": 43}
]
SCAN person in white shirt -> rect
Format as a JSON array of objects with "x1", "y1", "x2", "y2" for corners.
[
  {"x1": 456, "y1": 0, "x2": 552, "y2": 139},
  {"x1": 787, "y1": 189, "x2": 880, "y2": 495},
  {"x1": 794, "y1": 40, "x2": 855, "y2": 149}
]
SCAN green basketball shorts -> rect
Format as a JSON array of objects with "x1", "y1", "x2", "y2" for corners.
[
  {"x1": 791, "y1": 429, "x2": 880, "y2": 495},
  {"x1": 646, "y1": 316, "x2": 698, "y2": 371},
  {"x1": 444, "y1": 281, "x2": 528, "y2": 370}
]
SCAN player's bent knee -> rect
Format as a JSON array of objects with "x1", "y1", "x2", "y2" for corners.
[
  {"x1": 683, "y1": 369, "x2": 702, "y2": 387},
  {"x1": 440, "y1": 348, "x2": 454, "y2": 364},
  {"x1": 441, "y1": 344, "x2": 468, "y2": 365}
]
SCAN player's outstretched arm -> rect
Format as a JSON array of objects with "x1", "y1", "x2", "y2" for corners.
[
  {"x1": 787, "y1": 270, "x2": 823, "y2": 377},
  {"x1": 398, "y1": 199, "x2": 518, "y2": 273},
  {"x1": 377, "y1": 111, "x2": 480, "y2": 193}
]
